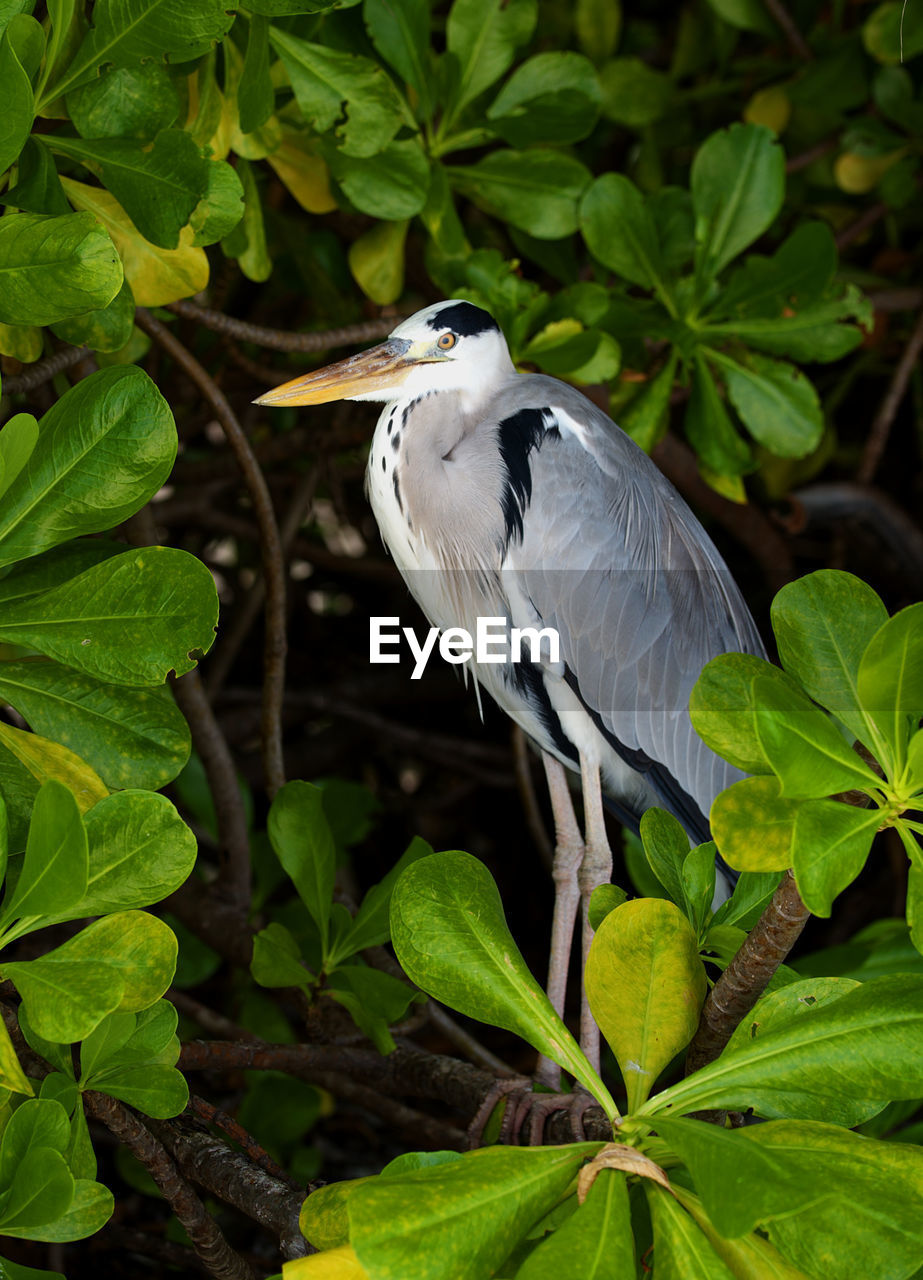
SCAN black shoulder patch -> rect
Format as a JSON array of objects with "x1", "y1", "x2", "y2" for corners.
[
  {"x1": 425, "y1": 301, "x2": 499, "y2": 337},
  {"x1": 496, "y1": 407, "x2": 558, "y2": 547}
]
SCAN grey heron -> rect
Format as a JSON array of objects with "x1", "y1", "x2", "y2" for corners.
[{"x1": 256, "y1": 299, "x2": 765, "y2": 1075}]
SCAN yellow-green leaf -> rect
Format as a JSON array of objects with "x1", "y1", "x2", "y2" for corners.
[
  {"x1": 585, "y1": 897, "x2": 706, "y2": 1112},
  {"x1": 0, "y1": 722, "x2": 108, "y2": 813},
  {"x1": 0, "y1": 1016, "x2": 34, "y2": 1097},
  {"x1": 348, "y1": 219, "x2": 408, "y2": 305},
  {"x1": 266, "y1": 129, "x2": 337, "y2": 214},
  {"x1": 61, "y1": 177, "x2": 208, "y2": 306}
]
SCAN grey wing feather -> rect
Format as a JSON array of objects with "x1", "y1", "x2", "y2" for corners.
[{"x1": 494, "y1": 375, "x2": 765, "y2": 822}]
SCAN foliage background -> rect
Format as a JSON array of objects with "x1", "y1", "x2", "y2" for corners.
[{"x1": 0, "y1": 0, "x2": 921, "y2": 1276}]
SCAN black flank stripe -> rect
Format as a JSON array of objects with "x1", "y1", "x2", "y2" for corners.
[{"x1": 496, "y1": 408, "x2": 559, "y2": 546}]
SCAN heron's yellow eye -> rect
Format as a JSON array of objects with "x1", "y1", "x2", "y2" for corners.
[{"x1": 437, "y1": 332, "x2": 457, "y2": 351}]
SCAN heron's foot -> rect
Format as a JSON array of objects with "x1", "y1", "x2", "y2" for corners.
[
  {"x1": 503, "y1": 1085, "x2": 604, "y2": 1146},
  {"x1": 469, "y1": 1080, "x2": 606, "y2": 1148},
  {"x1": 466, "y1": 1075, "x2": 534, "y2": 1150}
]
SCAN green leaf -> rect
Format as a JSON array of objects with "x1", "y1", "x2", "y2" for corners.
[
  {"x1": 251, "y1": 921, "x2": 314, "y2": 990},
  {"x1": 0, "y1": 547, "x2": 219, "y2": 685},
  {"x1": 270, "y1": 25, "x2": 412, "y2": 159},
  {"x1": 337, "y1": 835, "x2": 433, "y2": 958},
  {"x1": 268, "y1": 780, "x2": 336, "y2": 951},
  {"x1": 712, "y1": 222, "x2": 838, "y2": 318},
  {"x1": 364, "y1": 0, "x2": 432, "y2": 120},
  {"x1": 220, "y1": 155, "x2": 270, "y2": 282},
  {"x1": 771, "y1": 570, "x2": 889, "y2": 753},
  {"x1": 0, "y1": 721, "x2": 108, "y2": 815},
  {"x1": 190, "y1": 160, "x2": 245, "y2": 247},
  {"x1": 515, "y1": 1171, "x2": 635, "y2": 1278},
  {"x1": 391, "y1": 850, "x2": 616, "y2": 1117},
  {"x1": 329, "y1": 137, "x2": 430, "y2": 220},
  {"x1": 0, "y1": 412, "x2": 38, "y2": 503},
  {"x1": 692, "y1": 123, "x2": 785, "y2": 283},
  {"x1": 685, "y1": 354, "x2": 753, "y2": 476},
  {"x1": 598, "y1": 56, "x2": 673, "y2": 127},
  {"x1": 66, "y1": 62, "x2": 181, "y2": 140},
  {"x1": 710, "y1": 776, "x2": 799, "y2": 872},
  {"x1": 645, "y1": 1185, "x2": 737, "y2": 1280},
  {"x1": 642, "y1": 975, "x2": 923, "y2": 1124},
  {"x1": 80, "y1": 1006, "x2": 187, "y2": 1117},
  {"x1": 0, "y1": 1012, "x2": 33, "y2": 1096},
  {"x1": 19, "y1": 1178, "x2": 113, "y2": 1242},
  {"x1": 710, "y1": 870, "x2": 782, "y2": 930},
  {"x1": 683, "y1": 843, "x2": 717, "y2": 936},
  {"x1": 0, "y1": 1098, "x2": 70, "y2": 1193},
  {"x1": 327, "y1": 965, "x2": 421, "y2": 1054},
  {"x1": 0, "y1": 138, "x2": 71, "y2": 216},
  {"x1": 753, "y1": 676, "x2": 882, "y2": 799},
  {"x1": 0, "y1": 20, "x2": 34, "y2": 174},
  {"x1": 49, "y1": 277, "x2": 136, "y2": 353},
  {"x1": 704, "y1": 0, "x2": 777, "y2": 35},
  {"x1": 863, "y1": 1, "x2": 923, "y2": 65},
  {"x1": 791, "y1": 800, "x2": 882, "y2": 917},
  {"x1": 653, "y1": 1115, "x2": 820, "y2": 1239},
  {"x1": 579, "y1": 173, "x2": 668, "y2": 292},
  {"x1": 50, "y1": 130, "x2": 209, "y2": 250},
  {"x1": 760, "y1": 1122, "x2": 923, "y2": 1280},
  {"x1": 0, "y1": 211, "x2": 122, "y2": 327},
  {"x1": 56, "y1": 790, "x2": 196, "y2": 919},
  {"x1": 239, "y1": 14, "x2": 274, "y2": 135},
  {"x1": 0, "y1": 365, "x2": 175, "y2": 570},
  {"x1": 0, "y1": 780, "x2": 87, "y2": 925},
  {"x1": 708, "y1": 349, "x2": 823, "y2": 458},
  {"x1": 858, "y1": 603, "x2": 923, "y2": 765},
  {"x1": 690, "y1": 653, "x2": 800, "y2": 775},
  {"x1": 444, "y1": 0, "x2": 537, "y2": 117},
  {"x1": 0, "y1": 541, "x2": 122, "y2": 607},
  {"x1": 585, "y1": 897, "x2": 706, "y2": 1111},
  {"x1": 671, "y1": 1181, "x2": 811, "y2": 1279},
  {"x1": 45, "y1": 0, "x2": 236, "y2": 103},
  {"x1": 349, "y1": 1145, "x2": 599, "y2": 1280},
  {"x1": 586, "y1": 883, "x2": 628, "y2": 931},
  {"x1": 0, "y1": 1148, "x2": 73, "y2": 1234},
  {"x1": 487, "y1": 52, "x2": 600, "y2": 147},
  {"x1": 2, "y1": 910, "x2": 178, "y2": 1041},
  {"x1": 449, "y1": 150, "x2": 590, "y2": 240},
  {"x1": 348, "y1": 218, "x2": 408, "y2": 305},
  {"x1": 575, "y1": 0, "x2": 621, "y2": 63},
  {"x1": 618, "y1": 351, "x2": 679, "y2": 452},
  {"x1": 638, "y1": 808, "x2": 688, "y2": 906}
]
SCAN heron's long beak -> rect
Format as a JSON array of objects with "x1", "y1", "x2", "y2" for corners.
[{"x1": 253, "y1": 338, "x2": 414, "y2": 406}]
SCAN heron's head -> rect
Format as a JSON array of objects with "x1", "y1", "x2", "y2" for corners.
[{"x1": 254, "y1": 300, "x2": 514, "y2": 409}]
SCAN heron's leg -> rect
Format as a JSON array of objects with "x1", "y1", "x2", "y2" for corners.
[
  {"x1": 577, "y1": 755, "x2": 613, "y2": 1074},
  {"x1": 536, "y1": 751, "x2": 584, "y2": 1089}
]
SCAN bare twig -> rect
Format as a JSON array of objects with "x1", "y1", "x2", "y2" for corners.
[
  {"x1": 207, "y1": 464, "x2": 321, "y2": 697},
  {"x1": 685, "y1": 870, "x2": 810, "y2": 1076},
  {"x1": 167, "y1": 298, "x2": 404, "y2": 354},
  {"x1": 190, "y1": 1096, "x2": 295, "y2": 1185},
  {"x1": 136, "y1": 307, "x2": 287, "y2": 804},
  {"x1": 171, "y1": 670, "x2": 254, "y2": 909},
  {"x1": 764, "y1": 0, "x2": 813, "y2": 58},
  {"x1": 857, "y1": 308, "x2": 923, "y2": 484},
  {"x1": 835, "y1": 201, "x2": 889, "y2": 252},
  {"x1": 1, "y1": 344, "x2": 89, "y2": 395},
  {"x1": 84, "y1": 1092, "x2": 258, "y2": 1280},
  {"x1": 785, "y1": 136, "x2": 836, "y2": 174}
]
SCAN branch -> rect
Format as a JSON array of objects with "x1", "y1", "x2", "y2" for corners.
[
  {"x1": 149, "y1": 1115, "x2": 308, "y2": 1261},
  {"x1": 1, "y1": 344, "x2": 89, "y2": 394},
  {"x1": 167, "y1": 298, "x2": 404, "y2": 353},
  {"x1": 125, "y1": 504, "x2": 253, "y2": 912},
  {"x1": 857, "y1": 307, "x2": 923, "y2": 485},
  {"x1": 84, "y1": 1092, "x2": 258, "y2": 1280},
  {"x1": 685, "y1": 870, "x2": 810, "y2": 1076},
  {"x1": 136, "y1": 306, "x2": 287, "y2": 804},
  {"x1": 763, "y1": 0, "x2": 813, "y2": 59}
]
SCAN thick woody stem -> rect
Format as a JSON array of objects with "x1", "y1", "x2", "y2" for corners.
[{"x1": 685, "y1": 870, "x2": 810, "y2": 1076}]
